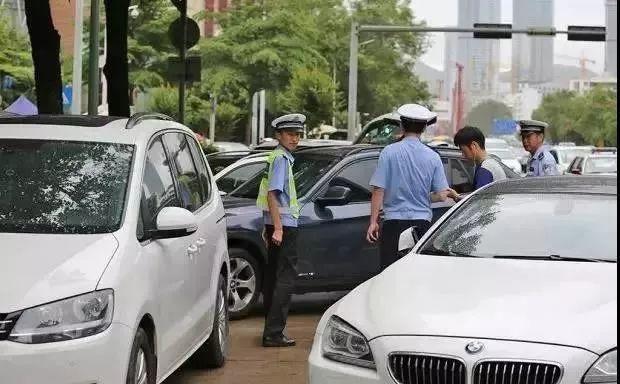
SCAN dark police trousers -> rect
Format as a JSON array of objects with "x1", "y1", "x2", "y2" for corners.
[
  {"x1": 262, "y1": 225, "x2": 298, "y2": 338},
  {"x1": 379, "y1": 219, "x2": 431, "y2": 271}
]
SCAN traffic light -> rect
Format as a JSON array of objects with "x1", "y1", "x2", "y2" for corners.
[
  {"x1": 473, "y1": 23, "x2": 512, "y2": 39},
  {"x1": 567, "y1": 26, "x2": 606, "y2": 42}
]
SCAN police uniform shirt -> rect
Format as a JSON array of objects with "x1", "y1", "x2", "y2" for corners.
[
  {"x1": 263, "y1": 145, "x2": 298, "y2": 227},
  {"x1": 369, "y1": 136, "x2": 449, "y2": 221},
  {"x1": 527, "y1": 145, "x2": 560, "y2": 177},
  {"x1": 474, "y1": 157, "x2": 507, "y2": 189}
]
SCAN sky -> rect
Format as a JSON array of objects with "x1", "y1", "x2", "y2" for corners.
[{"x1": 410, "y1": 0, "x2": 608, "y2": 73}]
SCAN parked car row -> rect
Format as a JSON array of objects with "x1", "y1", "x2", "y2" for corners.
[{"x1": 214, "y1": 144, "x2": 520, "y2": 318}]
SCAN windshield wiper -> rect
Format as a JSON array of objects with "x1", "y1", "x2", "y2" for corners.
[
  {"x1": 492, "y1": 255, "x2": 616, "y2": 263},
  {"x1": 421, "y1": 247, "x2": 477, "y2": 258}
]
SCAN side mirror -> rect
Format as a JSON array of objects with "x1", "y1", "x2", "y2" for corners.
[
  {"x1": 151, "y1": 207, "x2": 198, "y2": 239},
  {"x1": 316, "y1": 186, "x2": 352, "y2": 207},
  {"x1": 398, "y1": 226, "x2": 420, "y2": 255},
  {"x1": 571, "y1": 169, "x2": 582, "y2": 175},
  {"x1": 219, "y1": 190, "x2": 227, "y2": 197}
]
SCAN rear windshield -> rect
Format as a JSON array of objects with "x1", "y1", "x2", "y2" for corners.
[
  {"x1": 585, "y1": 157, "x2": 617, "y2": 174},
  {"x1": 0, "y1": 139, "x2": 134, "y2": 234}
]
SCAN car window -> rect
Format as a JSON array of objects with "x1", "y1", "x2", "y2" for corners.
[
  {"x1": 585, "y1": 157, "x2": 617, "y2": 174},
  {"x1": 229, "y1": 154, "x2": 339, "y2": 199},
  {"x1": 217, "y1": 162, "x2": 267, "y2": 193},
  {"x1": 187, "y1": 135, "x2": 213, "y2": 201},
  {"x1": 163, "y1": 133, "x2": 204, "y2": 212},
  {"x1": 140, "y1": 137, "x2": 180, "y2": 236},
  {"x1": 450, "y1": 159, "x2": 474, "y2": 193},
  {"x1": 356, "y1": 120, "x2": 402, "y2": 145},
  {"x1": 327, "y1": 159, "x2": 378, "y2": 203}
]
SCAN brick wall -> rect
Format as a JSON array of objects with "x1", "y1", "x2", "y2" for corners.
[{"x1": 50, "y1": 0, "x2": 75, "y2": 57}]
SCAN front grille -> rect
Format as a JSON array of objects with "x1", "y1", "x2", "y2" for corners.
[
  {"x1": 389, "y1": 354, "x2": 467, "y2": 384},
  {"x1": 0, "y1": 313, "x2": 19, "y2": 341},
  {"x1": 473, "y1": 361, "x2": 562, "y2": 384}
]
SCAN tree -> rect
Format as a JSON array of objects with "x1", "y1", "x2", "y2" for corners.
[
  {"x1": 198, "y1": 0, "x2": 430, "y2": 140},
  {"x1": 533, "y1": 87, "x2": 617, "y2": 146},
  {"x1": 103, "y1": 0, "x2": 131, "y2": 116},
  {"x1": 465, "y1": 100, "x2": 513, "y2": 135},
  {"x1": 276, "y1": 67, "x2": 342, "y2": 130},
  {"x1": 0, "y1": 10, "x2": 34, "y2": 108},
  {"x1": 24, "y1": 0, "x2": 62, "y2": 114}
]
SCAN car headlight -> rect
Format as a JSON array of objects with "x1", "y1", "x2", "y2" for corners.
[
  {"x1": 9, "y1": 290, "x2": 114, "y2": 344},
  {"x1": 321, "y1": 315, "x2": 375, "y2": 369},
  {"x1": 583, "y1": 349, "x2": 617, "y2": 383}
]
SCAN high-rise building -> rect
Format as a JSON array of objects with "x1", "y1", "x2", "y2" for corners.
[
  {"x1": 605, "y1": 0, "x2": 617, "y2": 76},
  {"x1": 442, "y1": 34, "x2": 458, "y2": 100},
  {"x1": 0, "y1": 0, "x2": 26, "y2": 31},
  {"x1": 512, "y1": 0, "x2": 554, "y2": 85},
  {"x1": 455, "y1": 0, "x2": 501, "y2": 98}
]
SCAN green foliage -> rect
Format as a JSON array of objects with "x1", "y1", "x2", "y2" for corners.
[
  {"x1": 198, "y1": 0, "x2": 430, "y2": 139},
  {"x1": 465, "y1": 100, "x2": 513, "y2": 135},
  {"x1": 127, "y1": 0, "x2": 178, "y2": 90},
  {"x1": 276, "y1": 67, "x2": 342, "y2": 130},
  {"x1": 0, "y1": 10, "x2": 34, "y2": 107},
  {"x1": 532, "y1": 87, "x2": 617, "y2": 146}
]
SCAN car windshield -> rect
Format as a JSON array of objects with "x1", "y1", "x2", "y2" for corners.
[
  {"x1": 419, "y1": 193, "x2": 617, "y2": 261},
  {"x1": 228, "y1": 153, "x2": 340, "y2": 199},
  {"x1": 585, "y1": 157, "x2": 617, "y2": 173},
  {"x1": 0, "y1": 139, "x2": 134, "y2": 234},
  {"x1": 557, "y1": 148, "x2": 592, "y2": 163},
  {"x1": 356, "y1": 120, "x2": 402, "y2": 145}
]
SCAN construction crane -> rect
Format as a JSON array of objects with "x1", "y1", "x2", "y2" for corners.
[{"x1": 555, "y1": 53, "x2": 596, "y2": 81}]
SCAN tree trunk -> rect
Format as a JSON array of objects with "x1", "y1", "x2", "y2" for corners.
[
  {"x1": 24, "y1": 0, "x2": 62, "y2": 114},
  {"x1": 103, "y1": 0, "x2": 130, "y2": 117}
]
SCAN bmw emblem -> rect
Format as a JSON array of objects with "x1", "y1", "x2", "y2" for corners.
[{"x1": 465, "y1": 341, "x2": 484, "y2": 354}]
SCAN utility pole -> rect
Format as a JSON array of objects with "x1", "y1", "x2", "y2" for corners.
[
  {"x1": 71, "y1": 0, "x2": 84, "y2": 114},
  {"x1": 346, "y1": 23, "x2": 607, "y2": 138},
  {"x1": 178, "y1": 0, "x2": 187, "y2": 123},
  {"x1": 87, "y1": 0, "x2": 100, "y2": 116}
]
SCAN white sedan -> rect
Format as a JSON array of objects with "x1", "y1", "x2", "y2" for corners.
[{"x1": 309, "y1": 176, "x2": 617, "y2": 384}]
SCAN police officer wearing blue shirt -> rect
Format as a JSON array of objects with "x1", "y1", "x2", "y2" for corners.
[
  {"x1": 519, "y1": 120, "x2": 560, "y2": 177},
  {"x1": 367, "y1": 104, "x2": 451, "y2": 270},
  {"x1": 256, "y1": 113, "x2": 304, "y2": 347}
]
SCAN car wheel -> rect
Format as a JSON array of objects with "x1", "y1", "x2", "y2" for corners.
[
  {"x1": 192, "y1": 274, "x2": 229, "y2": 368},
  {"x1": 126, "y1": 328, "x2": 156, "y2": 384},
  {"x1": 228, "y1": 247, "x2": 261, "y2": 319}
]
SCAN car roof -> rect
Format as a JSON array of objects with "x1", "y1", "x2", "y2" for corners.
[
  {"x1": 0, "y1": 114, "x2": 192, "y2": 145},
  {"x1": 293, "y1": 143, "x2": 465, "y2": 159},
  {"x1": 480, "y1": 176, "x2": 617, "y2": 196}
]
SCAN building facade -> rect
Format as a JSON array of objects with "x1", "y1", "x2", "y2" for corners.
[
  {"x1": 512, "y1": 0, "x2": 554, "y2": 85},
  {"x1": 606, "y1": 0, "x2": 617, "y2": 76},
  {"x1": 456, "y1": 0, "x2": 501, "y2": 99}
]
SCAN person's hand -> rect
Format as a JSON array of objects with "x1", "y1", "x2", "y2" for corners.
[
  {"x1": 366, "y1": 222, "x2": 380, "y2": 243},
  {"x1": 271, "y1": 228, "x2": 283, "y2": 246},
  {"x1": 446, "y1": 188, "x2": 461, "y2": 201}
]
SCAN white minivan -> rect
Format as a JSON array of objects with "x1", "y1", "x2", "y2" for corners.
[{"x1": 0, "y1": 113, "x2": 230, "y2": 384}]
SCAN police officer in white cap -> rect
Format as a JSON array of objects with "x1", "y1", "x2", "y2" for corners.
[
  {"x1": 367, "y1": 104, "x2": 451, "y2": 271},
  {"x1": 256, "y1": 113, "x2": 304, "y2": 347},
  {"x1": 519, "y1": 119, "x2": 560, "y2": 177}
]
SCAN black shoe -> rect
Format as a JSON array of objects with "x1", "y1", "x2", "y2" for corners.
[{"x1": 262, "y1": 335, "x2": 296, "y2": 347}]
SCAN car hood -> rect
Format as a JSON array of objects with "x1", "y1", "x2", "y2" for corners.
[
  {"x1": 0, "y1": 233, "x2": 119, "y2": 313},
  {"x1": 333, "y1": 254, "x2": 617, "y2": 354}
]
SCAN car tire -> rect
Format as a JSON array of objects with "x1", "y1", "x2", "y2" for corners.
[
  {"x1": 228, "y1": 247, "x2": 262, "y2": 320},
  {"x1": 191, "y1": 274, "x2": 229, "y2": 368},
  {"x1": 126, "y1": 328, "x2": 156, "y2": 384}
]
